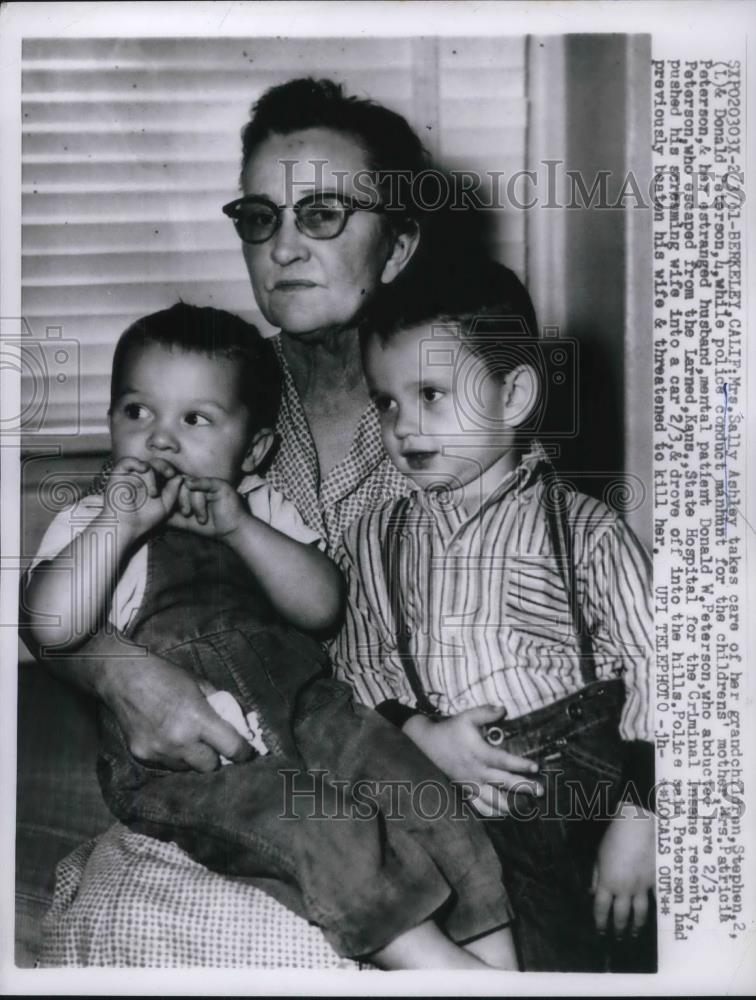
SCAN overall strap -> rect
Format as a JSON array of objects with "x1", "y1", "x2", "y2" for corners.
[
  {"x1": 542, "y1": 473, "x2": 596, "y2": 685},
  {"x1": 380, "y1": 497, "x2": 439, "y2": 717},
  {"x1": 381, "y1": 475, "x2": 597, "y2": 705}
]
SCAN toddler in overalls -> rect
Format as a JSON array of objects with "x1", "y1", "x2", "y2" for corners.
[{"x1": 25, "y1": 303, "x2": 518, "y2": 970}]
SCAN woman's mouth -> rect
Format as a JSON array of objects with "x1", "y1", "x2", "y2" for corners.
[{"x1": 271, "y1": 280, "x2": 318, "y2": 292}]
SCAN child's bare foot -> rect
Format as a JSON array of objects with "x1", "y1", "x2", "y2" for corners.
[
  {"x1": 463, "y1": 925, "x2": 519, "y2": 969},
  {"x1": 369, "y1": 918, "x2": 495, "y2": 970}
]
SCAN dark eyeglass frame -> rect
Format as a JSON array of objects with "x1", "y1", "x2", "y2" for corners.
[{"x1": 221, "y1": 191, "x2": 386, "y2": 244}]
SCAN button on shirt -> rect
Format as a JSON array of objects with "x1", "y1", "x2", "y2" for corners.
[
  {"x1": 265, "y1": 336, "x2": 411, "y2": 556},
  {"x1": 332, "y1": 443, "x2": 653, "y2": 742}
]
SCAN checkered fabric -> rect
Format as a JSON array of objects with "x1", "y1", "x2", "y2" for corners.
[
  {"x1": 39, "y1": 823, "x2": 362, "y2": 969},
  {"x1": 266, "y1": 336, "x2": 411, "y2": 556}
]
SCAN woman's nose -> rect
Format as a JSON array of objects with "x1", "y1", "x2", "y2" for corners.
[{"x1": 269, "y1": 211, "x2": 311, "y2": 266}]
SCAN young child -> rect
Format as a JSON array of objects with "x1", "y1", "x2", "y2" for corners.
[
  {"x1": 332, "y1": 285, "x2": 656, "y2": 972},
  {"x1": 24, "y1": 302, "x2": 519, "y2": 971}
]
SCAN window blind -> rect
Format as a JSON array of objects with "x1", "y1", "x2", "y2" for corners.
[{"x1": 20, "y1": 36, "x2": 527, "y2": 450}]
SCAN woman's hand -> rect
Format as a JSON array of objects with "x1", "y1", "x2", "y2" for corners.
[
  {"x1": 167, "y1": 476, "x2": 248, "y2": 539},
  {"x1": 96, "y1": 641, "x2": 255, "y2": 771},
  {"x1": 403, "y1": 706, "x2": 543, "y2": 816},
  {"x1": 104, "y1": 456, "x2": 184, "y2": 541}
]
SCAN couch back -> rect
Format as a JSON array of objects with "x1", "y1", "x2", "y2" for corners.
[{"x1": 16, "y1": 451, "x2": 114, "y2": 963}]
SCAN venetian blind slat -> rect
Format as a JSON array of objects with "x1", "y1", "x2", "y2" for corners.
[
  {"x1": 22, "y1": 249, "x2": 245, "y2": 285},
  {"x1": 22, "y1": 221, "x2": 232, "y2": 255},
  {"x1": 23, "y1": 280, "x2": 256, "y2": 318},
  {"x1": 21, "y1": 37, "x2": 416, "y2": 69}
]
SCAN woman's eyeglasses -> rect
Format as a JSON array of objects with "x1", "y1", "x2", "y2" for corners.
[{"x1": 222, "y1": 192, "x2": 385, "y2": 244}]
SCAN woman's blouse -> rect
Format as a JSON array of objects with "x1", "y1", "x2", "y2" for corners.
[{"x1": 265, "y1": 336, "x2": 411, "y2": 555}]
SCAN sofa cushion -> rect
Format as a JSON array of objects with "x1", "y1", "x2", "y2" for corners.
[{"x1": 16, "y1": 662, "x2": 113, "y2": 964}]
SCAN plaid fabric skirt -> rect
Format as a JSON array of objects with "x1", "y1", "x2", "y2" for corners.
[{"x1": 38, "y1": 823, "x2": 362, "y2": 969}]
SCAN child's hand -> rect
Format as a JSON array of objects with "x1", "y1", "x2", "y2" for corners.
[
  {"x1": 591, "y1": 801, "x2": 655, "y2": 937},
  {"x1": 168, "y1": 476, "x2": 247, "y2": 539},
  {"x1": 104, "y1": 456, "x2": 183, "y2": 539},
  {"x1": 404, "y1": 705, "x2": 542, "y2": 816}
]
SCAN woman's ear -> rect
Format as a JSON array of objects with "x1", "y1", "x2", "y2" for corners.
[
  {"x1": 380, "y1": 221, "x2": 421, "y2": 286},
  {"x1": 502, "y1": 364, "x2": 541, "y2": 428},
  {"x1": 241, "y1": 427, "x2": 276, "y2": 473}
]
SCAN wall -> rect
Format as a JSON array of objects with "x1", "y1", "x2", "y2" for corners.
[{"x1": 527, "y1": 34, "x2": 653, "y2": 547}]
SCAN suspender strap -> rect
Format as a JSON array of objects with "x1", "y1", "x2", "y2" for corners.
[
  {"x1": 542, "y1": 471, "x2": 597, "y2": 685},
  {"x1": 381, "y1": 469, "x2": 598, "y2": 712},
  {"x1": 381, "y1": 497, "x2": 439, "y2": 717}
]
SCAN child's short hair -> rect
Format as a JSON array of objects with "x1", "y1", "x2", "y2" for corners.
[
  {"x1": 361, "y1": 260, "x2": 540, "y2": 383},
  {"x1": 110, "y1": 302, "x2": 281, "y2": 429}
]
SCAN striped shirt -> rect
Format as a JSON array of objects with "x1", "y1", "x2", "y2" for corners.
[
  {"x1": 266, "y1": 336, "x2": 411, "y2": 556},
  {"x1": 332, "y1": 442, "x2": 653, "y2": 742}
]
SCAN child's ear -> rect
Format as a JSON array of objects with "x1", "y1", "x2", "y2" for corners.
[
  {"x1": 241, "y1": 428, "x2": 276, "y2": 473},
  {"x1": 380, "y1": 221, "x2": 421, "y2": 286},
  {"x1": 502, "y1": 364, "x2": 541, "y2": 428}
]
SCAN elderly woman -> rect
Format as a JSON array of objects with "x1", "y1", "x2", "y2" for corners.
[
  {"x1": 39, "y1": 78, "x2": 532, "y2": 967},
  {"x1": 233, "y1": 78, "x2": 424, "y2": 553}
]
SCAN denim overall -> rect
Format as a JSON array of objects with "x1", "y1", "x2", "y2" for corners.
[
  {"x1": 482, "y1": 670, "x2": 630, "y2": 970},
  {"x1": 97, "y1": 530, "x2": 512, "y2": 958}
]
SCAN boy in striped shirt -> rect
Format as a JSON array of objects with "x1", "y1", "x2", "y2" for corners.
[{"x1": 332, "y1": 276, "x2": 655, "y2": 971}]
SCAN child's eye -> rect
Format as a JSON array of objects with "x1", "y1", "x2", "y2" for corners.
[
  {"x1": 421, "y1": 387, "x2": 444, "y2": 403},
  {"x1": 372, "y1": 395, "x2": 396, "y2": 414},
  {"x1": 123, "y1": 402, "x2": 149, "y2": 420},
  {"x1": 184, "y1": 412, "x2": 211, "y2": 427}
]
